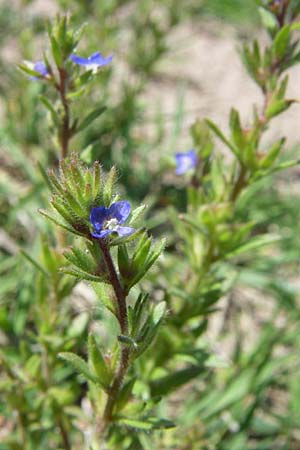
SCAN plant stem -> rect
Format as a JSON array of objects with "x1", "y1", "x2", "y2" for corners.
[
  {"x1": 98, "y1": 241, "x2": 130, "y2": 426},
  {"x1": 57, "y1": 416, "x2": 71, "y2": 450},
  {"x1": 230, "y1": 164, "x2": 247, "y2": 202},
  {"x1": 99, "y1": 241, "x2": 128, "y2": 334},
  {"x1": 58, "y1": 68, "x2": 70, "y2": 158}
]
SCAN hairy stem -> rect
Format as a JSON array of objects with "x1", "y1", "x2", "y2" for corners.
[
  {"x1": 99, "y1": 241, "x2": 128, "y2": 334},
  {"x1": 58, "y1": 68, "x2": 70, "y2": 159},
  {"x1": 98, "y1": 241, "x2": 130, "y2": 426}
]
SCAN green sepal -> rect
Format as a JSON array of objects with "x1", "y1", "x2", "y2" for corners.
[{"x1": 103, "y1": 167, "x2": 117, "y2": 207}]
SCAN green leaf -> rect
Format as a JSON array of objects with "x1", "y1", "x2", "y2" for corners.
[
  {"x1": 18, "y1": 63, "x2": 46, "y2": 79},
  {"x1": 118, "y1": 417, "x2": 175, "y2": 431},
  {"x1": 152, "y1": 301, "x2": 166, "y2": 325},
  {"x1": 118, "y1": 245, "x2": 131, "y2": 280},
  {"x1": 129, "y1": 238, "x2": 166, "y2": 288},
  {"x1": 134, "y1": 302, "x2": 166, "y2": 358},
  {"x1": 226, "y1": 234, "x2": 281, "y2": 258},
  {"x1": 91, "y1": 282, "x2": 116, "y2": 315},
  {"x1": 131, "y1": 235, "x2": 152, "y2": 273},
  {"x1": 80, "y1": 144, "x2": 93, "y2": 164},
  {"x1": 206, "y1": 119, "x2": 238, "y2": 156},
  {"x1": 131, "y1": 293, "x2": 149, "y2": 336},
  {"x1": 143, "y1": 238, "x2": 166, "y2": 274},
  {"x1": 58, "y1": 352, "x2": 98, "y2": 383},
  {"x1": 38, "y1": 209, "x2": 83, "y2": 236},
  {"x1": 20, "y1": 250, "x2": 49, "y2": 277},
  {"x1": 50, "y1": 35, "x2": 62, "y2": 67},
  {"x1": 229, "y1": 108, "x2": 244, "y2": 149},
  {"x1": 39, "y1": 95, "x2": 60, "y2": 127},
  {"x1": 75, "y1": 106, "x2": 106, "y2": 133},
  {"x1": 265, "y1": 99, "x2": 293, "y2": 119},
  {"x1": 258, "y1": 7, "x2": 278, "y2": 33},
  {"x1": 115, "y1": 379, "x2": 136, "y2": 412},
  {"x1": 60, "y1": 266, "x2": 107, "y2": 283},
  {"x1": 259, "y1": 138, "x2": 284, "y2": 169},
  {"x1": 129, "y1": 204, "x2": 146, "y2": 225},
  {"x1": 150, "y1": 361, "x2": 207, "y2": 397},
  {"x1": 273, "y1": 24, "x2": 290, "y2": 60},
  {"x1": 88, "y1": 334, "x2": 112, "y2": 388}
]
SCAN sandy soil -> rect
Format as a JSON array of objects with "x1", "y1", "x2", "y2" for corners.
[{"x1": 146, "y1": 20, "x2": 300, "y2": 151}]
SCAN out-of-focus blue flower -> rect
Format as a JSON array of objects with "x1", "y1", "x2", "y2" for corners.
[
  {"x1": 29, "y1": 61, "x2": 49, "y2": 80},
  {"x1": 70, "y1": 51, "x2": 113, "y2": 73},
  {"x1": 175, "y1": 149, "x2": 197, "y2": 175},
  {"x1": 90, "y1": 201, "x2": 135, "y2": 239}
]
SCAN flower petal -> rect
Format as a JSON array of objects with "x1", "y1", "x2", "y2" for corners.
[
  {"x1": 116, "y1": 226, "x2": 135, "y2": 237},
  {"x1": 70, "y1": 54, "x2": 90, "y2": 65},
  {"x1": 29, "y1": 61, "x2": 49, "y2": 80},
  {"x1": 90, "y1": 206, "x2": 110, "y2": 230},
  {"x1": 70, "y1": 52, "x2": 112, "y2": 68},
  {"x1": 90, "y1": 52, "x2": 113, "y2": 66},
  {"x1": 175, "y1": 149, "x2": 197, "y2": 175},
  {"x1": 91, "y1": 229, "x2": 113, "y2": 239},
  {"x1": 108, "y1": 201, "x2": 131, "y2": 224},
  {"x1": 34, "y1": 61, "x2": 48, "y2": 76}
]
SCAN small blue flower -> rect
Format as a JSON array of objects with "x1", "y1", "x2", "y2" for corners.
[
  {"x1": 175, "y1": 149, "x2": 197, "y2": 175},
  {"x1": 29, "y1": 61, "x2": 49, "y2": 80},
  {"x1": 90, "y1": 201, "x2": 135, "y2": 239},
  {"x1": 70, "y1": 51, "x2": 113, "y2": 73}
]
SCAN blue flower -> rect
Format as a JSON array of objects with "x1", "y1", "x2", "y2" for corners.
[
  {"x1": 70, "y1": 51, "x2": 113, "y2": 73},
  {"x1": 29, "y1": 61, "x2": 49, "y2": 80},
  {"x1": 175, "y1": 149, "x2": 197, "y2": 175},
  {"x1": 90, "y1": 201, "x2": 135, "y2": 239}
]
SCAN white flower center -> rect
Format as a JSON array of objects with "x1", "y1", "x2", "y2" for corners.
[{"x1": 104, "y1": 218, "x2": 119, "y2": 230}]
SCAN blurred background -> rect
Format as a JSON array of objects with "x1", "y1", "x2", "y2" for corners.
[{"x1": 1, "y1": 1, "x2": 300, "y2": 449}]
